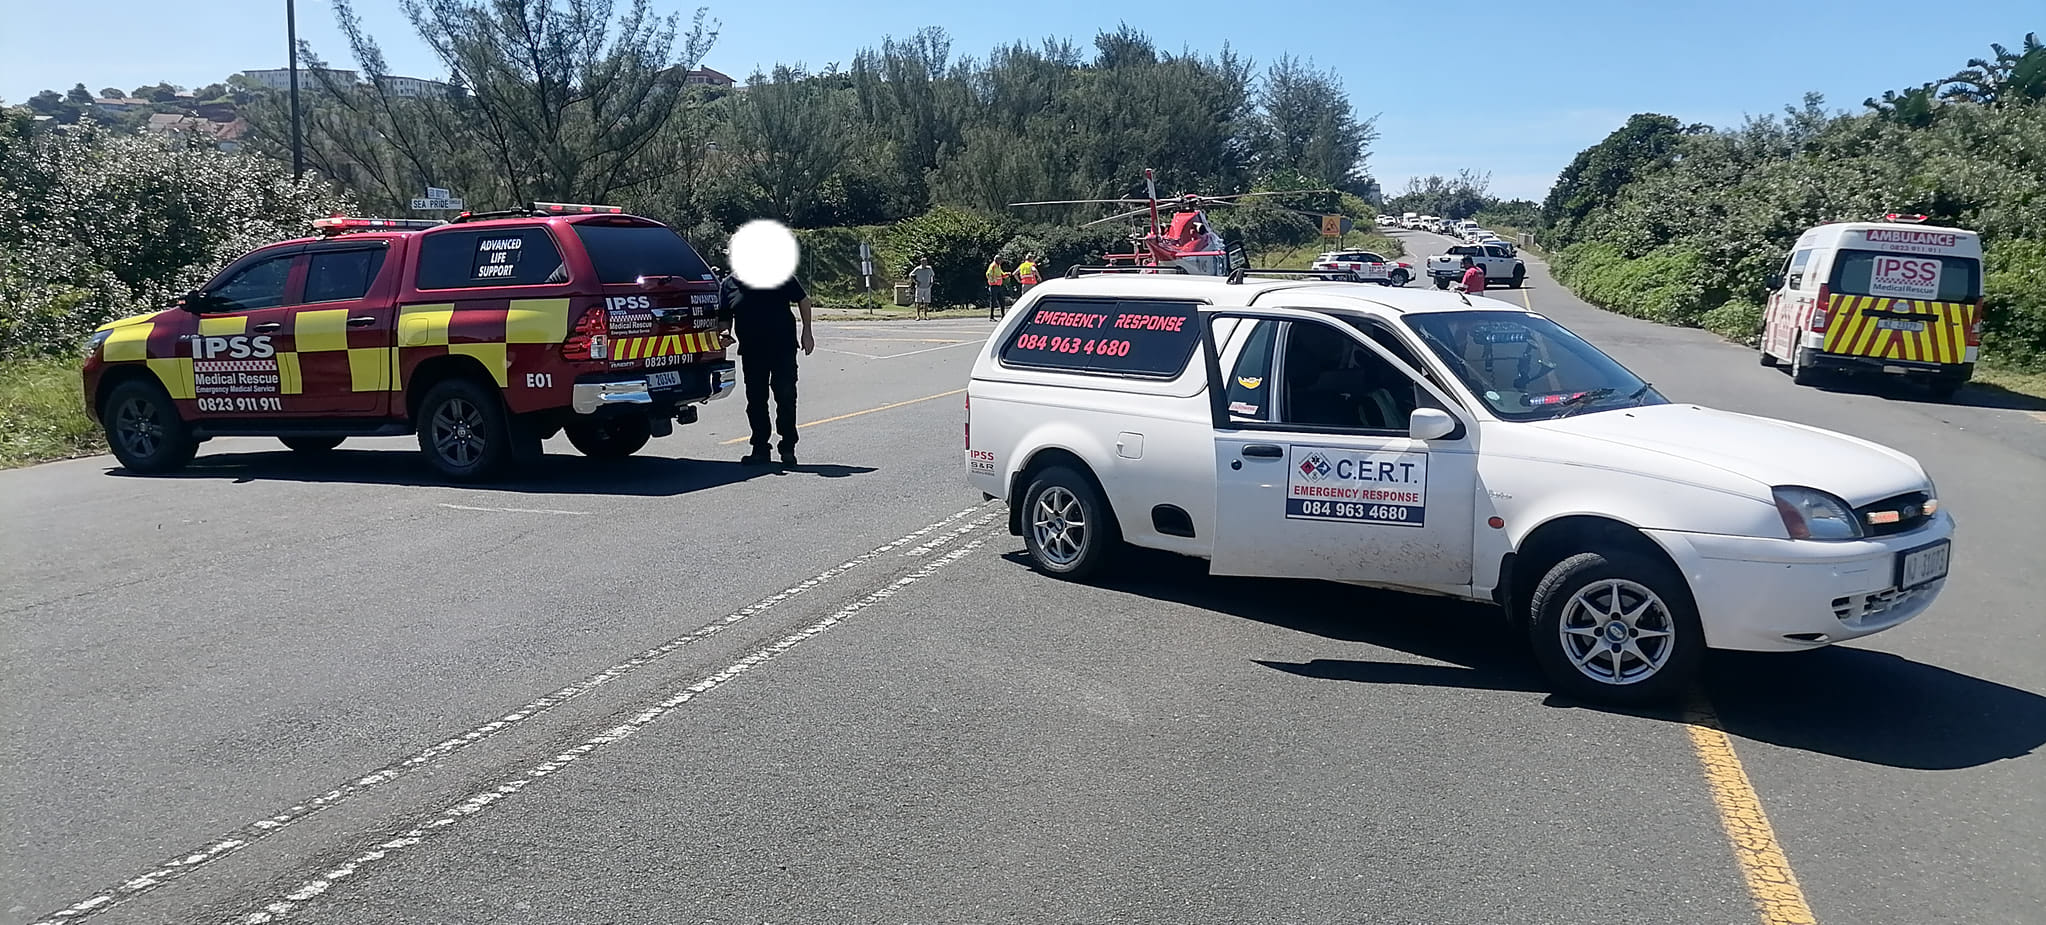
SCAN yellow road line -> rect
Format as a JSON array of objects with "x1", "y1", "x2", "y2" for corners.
[
  {"x1": 1685, "y1": 698, "x2": 1820, "y2": 925},
  {"x1": 1520, "y1": 288, "x2": 1534, "y2": 311},
  {"x1": 718, "y1": 388, "x2": 967, "y2": 445}
]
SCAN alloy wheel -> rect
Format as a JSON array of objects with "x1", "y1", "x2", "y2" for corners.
[
  {"x1": 430, "y1": 398, "x2": 487, "y2": 469},
  {"x1": 1557, "y1": 578, "x2": 1677, "y2": 685},
  {"x1": 1031, "y1": 486, "x2": 1087, "y2": 567},
  {"x1": 116, "y1": 397, "x2": 163, "y2": 459}
]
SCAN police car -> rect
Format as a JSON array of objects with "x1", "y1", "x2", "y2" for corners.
[
  {"x1": 82, "y1": 203, "x2": 735, "y2": 480},
  {"x1": 1310, "y1": 251, "x2": 1414, "y2": 287},
  {"x1": 965, "y1": 269, "x2": 1953, "y2": 703}
]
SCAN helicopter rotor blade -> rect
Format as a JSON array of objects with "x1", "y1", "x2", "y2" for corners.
[
  {"x1": 1082, "y1": 205, "x2": 1155, "y2": 227},
  {"x1": 1201, "y1": 188, "x2": 1340, "y2": 202},
  {"x1": 1008, "y1": 198, "x2": 1149, "y2": 207}
]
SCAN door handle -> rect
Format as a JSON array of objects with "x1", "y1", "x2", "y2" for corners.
[
  {"x1": 347, "y1": 316, "x2": 377, "y2": 327},
  {"x1": 1241, "y1": 444, "x2": 1284, "y2": 459},
  {"x1": 252, "y1": 322, "x2": 282, "y2": 332}
]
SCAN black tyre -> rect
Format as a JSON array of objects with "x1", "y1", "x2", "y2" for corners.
[
  {"x1": 1528, "y1": 551, "x2": 1704, "y2": 704},
  {"x1": 1789, "y1": 347, "x2": 1821, "y2": 386},
  {"x1": 416, "y1": 378, "x2": 519, "y2": 480},
  {"x1": 280, "y1": 435, "x2": 345, "y2": 453},
  {"x1": 1757, "y1": 348, "x2": 1778, "y2": 368},
  {"x1": 1509, "y1": 268, "x2": 1526, "y2": 289},
  {"x1": 104, "y1": 380, "x2": 197, "y2": 474},
  {"x1": 1020, "y1": 465, "x2": 1121, "y2": 580},
  {"x1": 565, "y1": 415, "x2": 652, "y2": 459},
  {"x1": 1433, "y1": 277, "x2": 1450, "y2": 290},
  {"x1": 1390, "y1": 269, "x2": 1410, "y2": 287}
]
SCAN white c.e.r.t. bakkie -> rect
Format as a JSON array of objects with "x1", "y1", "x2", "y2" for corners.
[{"x1": 965, "y1": 271, "x2": 1953, "y2": 703}]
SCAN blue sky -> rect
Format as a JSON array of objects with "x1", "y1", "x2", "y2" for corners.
[{"x1": 2, "y1": 1, "x2": 2037, "y2": 201}]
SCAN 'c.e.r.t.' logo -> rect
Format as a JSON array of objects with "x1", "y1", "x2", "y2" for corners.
[{"x1": 1299, "y1": 452, "x2": 1332, "y2": 481}]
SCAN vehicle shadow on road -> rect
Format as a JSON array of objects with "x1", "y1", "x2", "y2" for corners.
[
  {"x1": 1803, "y1": 372, "x2": 2046, "y2": 412},
  {"x1": 107, "y1": 449, "x2": 878, "y2": 496},
  {"x1": 1059, "y1": 548, "x2": 2043, "y2": 771}
]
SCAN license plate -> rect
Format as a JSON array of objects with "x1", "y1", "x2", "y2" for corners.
[
  {"x1": 1895, "y1": 540, "x2": 1950, "y2": 591},
  {"x1": 1875, "y1": 318, "x2": 1926, "y2": 332},
  {"x1": 647, "y1": 370, "x2": 681, "y2": 390}
]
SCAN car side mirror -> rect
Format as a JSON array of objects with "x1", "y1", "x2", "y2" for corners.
[
  {"x1": 1765, "y1": 275, "x2": 1784, "y2": 290},
  {"x1": 178, "y1": 290, "x2": 221, "y2": 313},
  {"x1": 1409, "y1": 408, "x2": 1457, "y2": 441}
]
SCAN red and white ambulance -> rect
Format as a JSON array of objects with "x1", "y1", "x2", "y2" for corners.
[{"x1": 1758, "y1": 215, "x2": 1983, "y2": 398}]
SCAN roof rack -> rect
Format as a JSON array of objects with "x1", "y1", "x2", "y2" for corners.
[
  {"x1": 1225, "y1": 267, "x2": 1360, "y2": 285},
  {"x1": 451, "y1": 201, "x2": 628, "y2": 224},
  {"x1": 1063, "y1": 265, "x2": 1190, "y2": 278}
]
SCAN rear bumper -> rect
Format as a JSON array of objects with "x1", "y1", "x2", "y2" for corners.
[
  {"x1": 1798, "y1": 334, "x2": 1975, "y2": 376},
  {"x1": 570, "y1": 363, "x2": 737, "y2": 414},
  {"x1": 1645, "y1": 512, "x2": 1955, "y2": 652}
]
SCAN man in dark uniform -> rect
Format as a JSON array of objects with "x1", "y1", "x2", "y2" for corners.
[{"x1": 722, "y1": 273, "x2": 815, "y2": 465}]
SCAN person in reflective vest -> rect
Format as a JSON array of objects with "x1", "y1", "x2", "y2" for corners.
[
  {"x1": 1016, "y1": 254, "x2": 1041, "y2": 288},
  {"x1": 985, "y1": 257, "x2": 1010, "y2": 319}
]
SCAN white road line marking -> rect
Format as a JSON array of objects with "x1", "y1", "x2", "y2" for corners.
[
  {"x1": 819, "y1": 341, "x2": 980, "y2": 361},
  {"x1": 437, "y1": 503, "x2": 587, "y2": 516},
  {"x1": 230, "y1": 534, "x2": 995, "y2": 924},
  {"x1": 28, "y1": 503, "x2": 995, "y2": 925},
  {"x1": 905, "y1": 512, "x2": 1000, "y2": 556}
]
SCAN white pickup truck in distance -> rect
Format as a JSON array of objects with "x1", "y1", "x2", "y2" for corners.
[
  {"x1": 963, "y1": 273, "x2": 1953, "y2": 703},
  {"x1": 1428, "y1": 243, "x2": 1525, "y2": 289}
]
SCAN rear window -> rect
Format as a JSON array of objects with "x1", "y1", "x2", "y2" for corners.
[
  {"x1": 573, "y1": 223, "x2": 715, "y2": 284},
  {"x1": 999, "y1": 298, "x2": 1202, "y2": 378},
  {"x1": 415, "y1": 227, "x2": 566, "y2": 289},
  {"x1": 1830, "y1": 250, "x2": 1981, "y2": 302}
]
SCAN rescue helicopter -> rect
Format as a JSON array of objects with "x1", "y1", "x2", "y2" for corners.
[{"x1": 1009, "y1": 168, "x2": 1335, "y2": 276}]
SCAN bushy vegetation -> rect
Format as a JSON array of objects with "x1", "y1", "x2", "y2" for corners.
[
  {"x1": 0, "y1": 119, "x2": 355, "y2": 357},
  {"x1": 1541, "y1": 34, "x2": 2046, "y2": 369},
  {"x1": 0, "y1": 357, "x2": 103, "y2": 466}
]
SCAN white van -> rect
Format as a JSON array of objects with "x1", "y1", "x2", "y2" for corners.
[{"x1": 1758, "y1": 216, "x2": 1983, "y2": 397}]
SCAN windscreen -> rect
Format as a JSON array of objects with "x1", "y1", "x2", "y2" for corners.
[
  {"x1": 1829, "y1": 250, "x2": 1981, "y2": 302},
  {"x1": 1403, "y1": 311, "x2": 1665, "y2": 421},
  {"x1": 573, "y1": 223, "x2": 716, "y2": 284}
]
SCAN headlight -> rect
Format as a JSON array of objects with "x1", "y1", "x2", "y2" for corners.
[
  {"x1": 1772, "y1": 486, "x2": 1862, "y2": 540},
  {"x1": 84, "y1": 330, "x2": 112, "y2": 358},
  {"x1": 1922, "y1": 478, "x2": 1939, "y2": 517}
]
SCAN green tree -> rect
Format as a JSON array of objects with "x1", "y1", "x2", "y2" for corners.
[
  {"x1": 1252, "y1": 55, "x2": 1374, "y2": 187},
  {"x1": 1940, "y1": 32, "x2": 2046, "y2": 105},
  {"x1": 65, "y1": 84, "x2": 93, "y2": 105},
  {"x1": 98, "y1": 87, "x2": 123, "y2": 100},
  {"x1": 1540, "y1": 113, "x2": 1685, "y2": 245}
]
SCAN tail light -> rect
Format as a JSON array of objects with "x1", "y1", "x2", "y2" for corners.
[
  {"x1": 560, "y1": 306, "x2": 609, "y2": 361},
  {"x1": 964, "y1": 395, "x2": 971, "y2": 450},
  {"x1": 1809, "y1": 283, "x2": 1831, "y2": 332},
  {"x1": 1966, "y1": 299, "x2": 1984, "y2": 346}
]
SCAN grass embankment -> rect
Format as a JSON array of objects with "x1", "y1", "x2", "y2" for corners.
[{"x1": 1, "y1": 357, "x2": 101, "y2": 468}]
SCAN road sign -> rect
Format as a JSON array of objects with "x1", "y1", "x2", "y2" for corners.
[
  {"x1": 426, "y1": 187, "x2": 451, "y2": 200},
  {"x1": 858, "y1": 242, "x2": 873, "y2": 290},
  {"x1": 1320, "y1": 215, "x2": 1354, "y2": 237},
  {"x1": 411, "y1": 197, "x2": 465, "y2": 211}
]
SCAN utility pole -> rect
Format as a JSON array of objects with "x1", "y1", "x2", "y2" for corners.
[{"x1": 287, "y1": 0, "x2": 304, "y2": 179}]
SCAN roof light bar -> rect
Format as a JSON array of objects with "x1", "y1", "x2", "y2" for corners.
[
  {"x1": 530, "y1": 201, "x2": 624, "y2": 215},
  {"x1": 313, "y1": 216, "x2": 443, "y2": 235},
  {"x1": 1882, "y1": 212, "x2": 1930, "y2": 223}
]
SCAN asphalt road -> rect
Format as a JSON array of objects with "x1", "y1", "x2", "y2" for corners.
[{"x1": 3, "y1": 237, "x2": 2041, "y2": 925}]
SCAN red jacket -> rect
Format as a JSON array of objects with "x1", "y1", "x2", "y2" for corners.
[{"x1": 1461, "y1": 265, "x2": 1487, "y2": 293}]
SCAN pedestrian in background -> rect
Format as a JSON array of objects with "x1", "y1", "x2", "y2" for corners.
[
  {"x1": 910, "y1": 257, "x2": 936, "y2": 320},
  {"x1": 1458, "y1": 255, "x2": 1487, "y2": 295},
  {"x1": 723, "y1": 272, "x2": 816, "y2": 466},
  {"x1": 985, "y1": 256, "x2": 1009, "y2": 320},
  {"x1": 1015, "y1": 253, "x2": 1041, "y2": 291}
]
